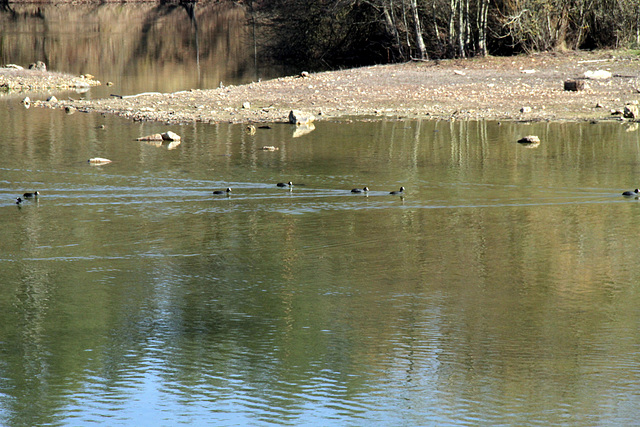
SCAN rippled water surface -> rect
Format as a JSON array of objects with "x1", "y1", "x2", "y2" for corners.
[{"x1": 3, "y1": 4, "x2": 640, "y2": 426}]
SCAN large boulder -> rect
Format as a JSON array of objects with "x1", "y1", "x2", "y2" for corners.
[
  {"x1": 161, "y1": 131, "x2": 181, "y2": 141},
  {"x1": 288, "y1": 110, "x2": 315, "y2": 125}
]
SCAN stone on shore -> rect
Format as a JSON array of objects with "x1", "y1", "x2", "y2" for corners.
[
  {"x1": 584, "y1": 70, "x2": 612, "y2": 80},
  {"x1": 624, "y1": 104, "x2": 639, "y2": 119},
  {"x1": 29, "y1": 61, "x2": 47, "y2": 72},
  {"x1": 564, "y1": 79, "x2": 586, "y2": 91}
]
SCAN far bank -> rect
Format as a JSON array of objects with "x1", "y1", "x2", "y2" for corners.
[{"x1": 18, "y1": 50, "x2": 640, "y2": 124}]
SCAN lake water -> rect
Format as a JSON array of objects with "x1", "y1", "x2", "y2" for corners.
[{"x1": 3, "y1": 4, "x2": 640, "y2": 427}]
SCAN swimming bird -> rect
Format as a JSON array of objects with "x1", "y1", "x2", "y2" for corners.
[
  {"x1": 622, "y1": 188, "x2": 640, "y2": 196},
  {"x1": 351, "y1": 187, "x2": 369, "y2": 193},
  {"x1": 213, "y1": 188, "x2": 232, "y2": 195},
  {"x1": 277, "y1": 181, "x2": 293, "y2": 188},
  {"x1": 23, "y1": 191, "x2": 39, "y2": 198},
  {"x1": 390, "y1": 186, "x2": 405, "y2": 195},
  {"x1": 16, "y1": 197, "x2": 22, "y2": 204}
]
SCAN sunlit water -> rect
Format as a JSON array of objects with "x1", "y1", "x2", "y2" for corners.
[{"x1": 3, "y1": 4, "x2": 640, "y2": 427}]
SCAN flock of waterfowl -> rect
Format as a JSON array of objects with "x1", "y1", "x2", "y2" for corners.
[
  {"x1": 212, "y1": 183, "x2": 406, "y2": 196},
  {"x1": 13, "y1": 185, "x2": 405, "y2": 204},
  {"x1": 13, "y1": 187, "x2": 640, "y2": 203}
]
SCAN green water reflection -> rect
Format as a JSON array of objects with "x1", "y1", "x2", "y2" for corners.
[{"x1": 2, "y1": 103, "x2": 640, "y2": 425}]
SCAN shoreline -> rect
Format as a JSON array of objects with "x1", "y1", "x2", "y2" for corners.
[{"x1": 6, "y1": 50, "x2": 640, "y2": 124}]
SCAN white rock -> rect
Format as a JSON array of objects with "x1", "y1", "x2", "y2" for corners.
[
  {"x1": 288, "y1": 110, "x2": 315, "y2": 125},
  {"x1": 88, "y1": 157, "x2": 112, "y2": 164},
  {"x1": 161, "y1": 131, "x2": 181, "y2": 141},
  {"x1": 584, "y1": 70, "x2": 612, "y2": 80}
]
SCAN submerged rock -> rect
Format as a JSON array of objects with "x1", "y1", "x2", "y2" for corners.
[
  {"x1": 517, "y1": 135, "x2": 541, "y2": 146},
  {"x1": 136, "y1": 133, "x2": 163, "y2": 141}
]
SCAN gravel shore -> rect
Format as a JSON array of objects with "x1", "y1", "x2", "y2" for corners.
[
  {"x1": 0, "y1": 67, "x2": 101, "y2": 92},
  {"x1": 7, "y1": 50, "x2": 640, "y2": 124}
]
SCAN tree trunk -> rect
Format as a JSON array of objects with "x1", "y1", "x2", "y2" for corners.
[
  {"x1": 410, "y1": 0, "x2": 427, "y2": 59},
  {"x1": 383, "y1": 2, "x2": 404, "y2": 59},
  {"x1": 449, "y1": 0, "x2": 457, "y2": 55},
  {"x1": 477, "y1": 0, "x2": 489, "y2": 56},
  {"x1": 457, "y1": 0, "x2": 465, "y2": 57}
]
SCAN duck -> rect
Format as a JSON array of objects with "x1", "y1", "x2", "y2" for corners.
[
  {"x1": 16, "y1": 197, "x2": 23, "y2": 204},
  {"x1": 23, "y1": 191, "x2": 39, "y2": 198},
  {"x1": 213, "y1": 188, "x2": 232, "y2": 195},
  {"x1": 277, "y1": 181, "x2": 293, "y2": 188},
  {"x1": 390, "y1": 186, "x2": 405, "y2": 195},
  {"x1": 622, "y1": 188, "x2": 640, "y2": 196},
  {"x1": 351, "y1": 187, "x2": 369, "y2": 193}
]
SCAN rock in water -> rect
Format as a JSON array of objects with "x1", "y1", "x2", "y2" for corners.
[
  {"x1": 517, "y1": 135, "x2": 541, "y2": 146},
  {"x1": 136, "y1": 134, "x2": 163, "y2": 141},
  {"x1": 289, "y1": 110, "x2": 315, "y2": 125},
  {"x1": 161, "y1": 131, "x2": 181, "y2": 141},
  {"x1": 88, "y1": 157, "x2": 112, "y2": 164}
]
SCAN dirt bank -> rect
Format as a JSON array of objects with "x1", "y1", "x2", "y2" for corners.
[{"x1": 10, "y1": 50, "x2": 640, "y2": 123}]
